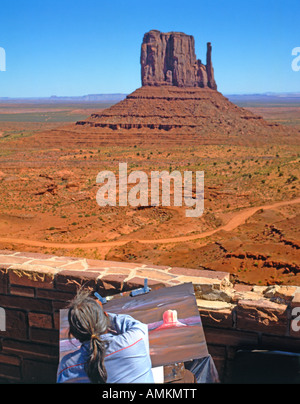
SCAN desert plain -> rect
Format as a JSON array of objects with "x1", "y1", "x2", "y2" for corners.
[{"x1": 0, "y1": 93, "x2": 299, "y2": 288}]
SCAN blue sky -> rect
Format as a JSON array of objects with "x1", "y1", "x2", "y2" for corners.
[{"x1": 0, "y1": 0, "x2": 299, "y2": 97}]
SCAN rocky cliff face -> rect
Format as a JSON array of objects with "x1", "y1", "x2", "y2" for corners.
[{"x1": 141, "y1": 30, "x2": 217, "y2": 90}]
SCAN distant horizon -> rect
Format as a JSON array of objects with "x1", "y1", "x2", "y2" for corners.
[{"x1": 1, "y1": 91, "x2": 300, "y2": 101}]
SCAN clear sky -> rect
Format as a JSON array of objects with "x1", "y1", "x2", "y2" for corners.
[{"x1": 0, "y1": 0, "x2": 299, "y2": 97}]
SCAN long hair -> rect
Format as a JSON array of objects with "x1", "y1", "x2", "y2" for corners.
[{"x1": 67, "y1": 289, "x2": 110, "y2": 383}]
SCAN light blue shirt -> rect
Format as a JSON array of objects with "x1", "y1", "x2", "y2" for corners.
[{"x1": 57, "y1": 313, "x2": 154, "y2": 383}]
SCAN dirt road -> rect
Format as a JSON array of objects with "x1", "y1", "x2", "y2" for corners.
[{"x1": 0, "y1": 197, "x2": 299, "y2": 249}]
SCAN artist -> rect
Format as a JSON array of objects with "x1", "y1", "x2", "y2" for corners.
[{"x1": 56, "y1": 289, "x2": 154, "y2": 383}]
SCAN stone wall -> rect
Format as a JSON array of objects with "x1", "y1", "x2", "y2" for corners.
[{"x1": 0, "y1": 250, "x2": 299, "y2": 383}]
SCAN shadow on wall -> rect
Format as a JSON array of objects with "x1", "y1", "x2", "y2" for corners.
[{"x1": 230, "y1": 350, "x2": 300, "y2": 384}]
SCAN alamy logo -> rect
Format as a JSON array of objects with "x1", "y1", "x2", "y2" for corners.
[
  {"x1": 0, "y1": 307, "x2": 5, "y2": 331},
  {"x1": 0, "y1": 47, "x2": 6, "y2": 71},
  {"x1": 292, "y1": 47, "x2": 300, "y2": 72},
  {"x1": 291, "y1": 307, "x2": 300, "y2": 332},
  {"x1": 96, "y1": 163, "x2": 204, "y2": 217}
]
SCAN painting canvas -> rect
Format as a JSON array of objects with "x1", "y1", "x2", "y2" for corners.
[{"x1": 59, "y1": 282, "x2": 208, "y2": 368}]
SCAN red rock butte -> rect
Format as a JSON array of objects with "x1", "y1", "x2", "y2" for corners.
[
  {"x1": 76, "y1": 29, "x2": 225, "y2": 133},
  {"x1": 29, "y1": 29, "x2": 298, "y2": 148},
  {"x1": 71, "y1": 29, "x2": 298, "y2": 145},
  {"x1": 140, "y1": 30, "x2": 217, "y2": 89}
]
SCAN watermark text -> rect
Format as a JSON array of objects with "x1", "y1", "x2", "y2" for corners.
[
  {"x1": 292, "y1": 47, "x2": 300, "y2": 72},
  {"x1": 0, "y1": 47, "x2": 6, "y2": 71},
  {"x1": 291, "y1": 307, "x2": 300, "y2": 332},
  {"x1": 0, "y1": 307, "x2": 6, "y2": 331},
  {"x1": 96, "y1": 163, "x2": 204, "y2": 217}
]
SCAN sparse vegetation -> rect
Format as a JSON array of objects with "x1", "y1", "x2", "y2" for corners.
[{"x1": 0, "y1": 99, "x2": 299, "y2": 287}]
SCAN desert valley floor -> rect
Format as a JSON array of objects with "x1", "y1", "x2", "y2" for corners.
[{"x1": 0, "y1": 96, "x2": 299, "y2": 287}]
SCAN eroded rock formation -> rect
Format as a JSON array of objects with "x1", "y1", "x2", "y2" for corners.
[
  {"x1": 140, "y1": 30, "x2": 217, "y2": 90},
  {"x1": 75, "y1": 85, "x2": 274, "y2": 136},
  {"x1": 71, "y1": 29, "x2": 298, "y2": 144}
]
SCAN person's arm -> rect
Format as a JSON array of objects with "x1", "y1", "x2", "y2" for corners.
[
  {"x1": 105, "y1": 312, "x2": 150, "y2": 356},
  {"x1": 107, "y1": 312, "x2": 147, "y2": 335},
  {"x1": 104, "y1": 313, "x2": 154, "y2": 383}
]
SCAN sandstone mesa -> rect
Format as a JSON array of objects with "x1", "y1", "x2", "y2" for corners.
[{"x1": 140, "y1": 30, "x2": 217, "y2": 89}]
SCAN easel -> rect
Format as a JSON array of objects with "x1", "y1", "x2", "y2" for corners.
[
  {"x1": 93, "y1": 280, "x2": 197, "y2": 383},
  {"x1": 94, "y1": 278, "x2": 151, "y2": 303},
  {"x1": 59, "y1": 281, "x2": 218, "y2": 383}
]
